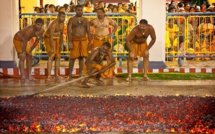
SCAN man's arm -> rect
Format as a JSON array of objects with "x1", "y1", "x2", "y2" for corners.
[
  {"x1": 49, "y1": 23, "x2": 56, "y2": 53},
  {"x1": 89, "y1": 19, "x2": 94, "y2": 27},
  {"x1": 30, "y1": 37, "x2": 39, "y2": 54},
  {"x1": 89, "y1": 19, "x2": 95, "y2": 39},
  {"x1": 100, "y1": 51, "x2": 116, "y2": 73},
  {"x1": 86, "y1": 19, "x2": 92, "y2": 50},
  {"x1": 67, "y1": 18, "x2": 73, "y2": 49},
  {"x1": 85, "y1": 49, "x2": 98, "y2": 71},
  {"x1": 147, "y1": 26, "x2": 156, "y2": 50},
  {"x1": 59, "y1": 24, "x2": 64, "y2": 53},
  {"x1": 30, "y1": 29, "x2": 44, "y2": 53},
  {"x1": 109, "y1": 18, "x2": 118, "y2": 38},
  {"x1": 125, "y1": 28, "x2": 136, "y2": 52}
]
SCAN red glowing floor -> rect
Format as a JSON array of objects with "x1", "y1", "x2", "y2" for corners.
[{"x1": 0, "y1": 96, "x2": 214, "y2": 133}]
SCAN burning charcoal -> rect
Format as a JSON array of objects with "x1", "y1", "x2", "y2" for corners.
[{"x1": 0, "y1": 96, "x2": 215, "y2": 133}]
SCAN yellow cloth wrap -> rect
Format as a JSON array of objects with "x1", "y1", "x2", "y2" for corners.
[
  {"x1": 13, "y1": 36, "x2": 30, "y2": 54},
  {"x1": 91, "y1": 63, "x2": 115, "y2": 78},
  {"x1": 92, "y1": 35, "x2": 110, "y2": 49},
  {"x1": 84, "y1": 63, "x2": 115, "y2": 79},
  {"x1": 131, "y1": 42, "x2": 148, "y2": 57},
  {"x1": 43, "y1": 37, "x2": 61, "y2": 58},
  {"x1": 69, "y1": 36, "x2": 88, "y2": 59}
]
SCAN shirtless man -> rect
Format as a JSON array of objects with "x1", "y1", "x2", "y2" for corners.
[
  {"x1": 67, "y1": 5, "x2": 91, "y2": 79},
  {"x1": 89, "y1": 8, "x2": 117, "y2": 49},
  {"x1": 43, "y1": 12, "x2": 65, "y2": 81},
  {"x1": 81, "y1": 42, "x2": 116, "y2": 88},
  {"x1": 126, "y1": 19, "x2": 156, "y2": 81},
  {"x1": 13, "y1": 18, "x2": 44, "y2": 82}
]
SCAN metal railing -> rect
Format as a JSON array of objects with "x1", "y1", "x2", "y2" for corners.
[
  {"x1": 166, "y1": 12, "x2": 215, "y2": 67},
  {"x1": 20, "y1": 13, "x2": 137, "y2": 66},
  {"x1": 20, "y1": 12, "x2": 215, "y2": 67}
]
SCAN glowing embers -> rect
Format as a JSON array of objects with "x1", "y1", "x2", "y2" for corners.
[{"x1": 0, "y1": 96, "x2": 214, "y2": 133}]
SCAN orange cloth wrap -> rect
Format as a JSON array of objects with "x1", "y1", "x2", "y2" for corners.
[
  {"x1": 92, "y1": 35, "x2": 110, "y2": 49},
  {"x1": 90, "y1": 63, "x2": 115, "y2": 79},
  {"x1": 132, "y1": 42, "x2": 148, "y2": 57},
  {"x1": 13, "y1": 35, "x2": 31, "y2": 54},
  {"x1": 69, "y1": 36, "x2": 88, "y2": 59},
  {"x1": 43, "y1": 37, "x2": 61, "y2": 58}
]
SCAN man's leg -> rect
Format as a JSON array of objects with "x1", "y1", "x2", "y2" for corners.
[
  {"x1": 78, "y1": 57, "x2": 84, "y2": 77},
  {"x1": 19, "y1": 56, "x2": 25, "y2": 82},
  {"x1": 68, "y1": 58, "x2": 76, "y2": 80},
  {"x1": 126, "y1": 58, "x2": 133, "y2": 81},
  {"x1": 26, "y1": 54, "x2": 34, "y2": 81},
  {"x1": 55, "y1": 58, "x2": 61, "y2": 81},
  {"x1": 143, "y1": 56, "x2": 149, "y2": 81},
  {"x1": 47, "y1": 56, "x2": 53, "y2": 80}
]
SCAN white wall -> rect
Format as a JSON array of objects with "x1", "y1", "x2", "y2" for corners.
[
  {"x1": 138, "y1": 0, "x2": 166, "y2": 62},
  {"x1": 57, "y1": 0, "x2": 71, "y2": 6},
  {"x1": 43, "y1": 0, "x2": 57, "y2": 6},
  {"x1": 0, "y1": 0, "x2": 19, "y2": 61},
  {"x1": 43, "y1": 0, "x2": 71, "y2": 6}
]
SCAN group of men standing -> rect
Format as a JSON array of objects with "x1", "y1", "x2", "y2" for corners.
[{"x1": 13, "y1": 5, "x2": 156, "y2": 87}]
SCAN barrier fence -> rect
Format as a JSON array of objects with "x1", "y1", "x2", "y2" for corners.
[
  {"x1": 166, "y1": 12, "x2": 215, "y2": 67},
  {"x1": 19, "y1": 12, "x2": 215, "y2": 67}
]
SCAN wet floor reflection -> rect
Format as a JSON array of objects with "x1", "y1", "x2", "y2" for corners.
[{"x1": 0, "y1": 77, "x2": 214, "y2": 97}]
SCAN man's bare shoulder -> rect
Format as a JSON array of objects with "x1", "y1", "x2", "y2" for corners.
[
  {"x1": 107, "y1": 17, "x2": 116, "y2": 23},
  {"x1": 131, "y1": 26, "x2": 139, "y2": 32},
  {"x1": 147, "y1": 25, "x2": 155, "y2": 33},
  {"x1": 69, "y1": 16, "x2": 76, "y2": 21},
  {"x1": 48, "y1": 19, "x2": 57, "y2": 27},
  {"x1": 83, "y1": 17, "x2": 89, "y2": 22},
  {"x1": 20, "y1": 25, "x2": 34, "y2": 33},
  {"x1": 148, "y1": 24, "x2": 154, "y2": 29},
  {"x1": 68, "y1": 17, "x2": 73, "y2": 22},
  {"x1": 90, "y1": 18, "x2": 97, "y2": 22},
  {"x1": 106, "y1": 17, "x2": 112, "y2": 21}
]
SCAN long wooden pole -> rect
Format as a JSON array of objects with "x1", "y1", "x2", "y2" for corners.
[{"x1": 25, "y1": 72, "x2": 99, "y2": 97}]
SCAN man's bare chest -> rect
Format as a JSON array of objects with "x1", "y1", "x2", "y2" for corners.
[{"x1": 55, "y1": 24, "x2": 64, "y2": 32}]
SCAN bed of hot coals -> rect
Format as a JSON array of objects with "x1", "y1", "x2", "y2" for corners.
[{"x1": 0, "y1": 96, "x2": 214, "y2": 133}]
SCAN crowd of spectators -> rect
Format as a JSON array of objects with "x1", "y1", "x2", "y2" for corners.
[
  {"x1": 165, "y1": 1, "x2": 215, "y2": 61},
  {"x1": 166, "y1": 0, "x2": 215, "y2": 13},
  {"x1": 29, "y1": 0, "x2": 136, "y2": 14}
]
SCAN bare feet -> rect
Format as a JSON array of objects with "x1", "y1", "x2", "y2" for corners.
[
  {"x1": 126, "y1": 75, "x2": 132, "y2": 82},
  {"x1": 46, "y1": 76, "x2": 52, "y2": 81},
  {"x1": 66, "y1": 77, "x2": 72, "y2": 82},
  {"x1": 79, "y1": 83, "x2": 90, "y2": 88},
  {"x1": 143, "y1": 76, "x2": 150, "y2": 81},
  {"x1": 25, "y1": 79, "x2": 34, "y2": 83},
  {"x1": 21, "y1": 77, "x2": 25, "y2": 83},
  {"x1": 28, "y1": 77, "x2": 36, "y2": 81},
  {"x1": 96, "y1": 79, "x2": 104, "y2": 86},
  {"x1": 55, "y1": 76, "x2": 62, "y2": 83}
]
